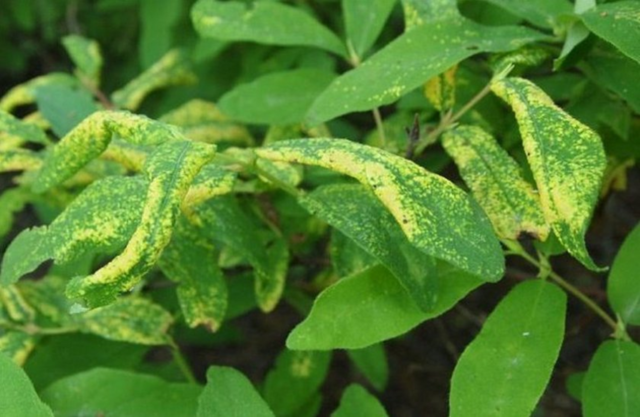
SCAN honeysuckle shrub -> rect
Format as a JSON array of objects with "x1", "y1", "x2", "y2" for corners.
[{"x1": 1, "y1": 0, "x2": 640, "y2": 415}]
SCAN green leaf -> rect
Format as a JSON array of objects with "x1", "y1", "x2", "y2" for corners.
[
  {"x1": 0, "y1": 332, "x2": 36, "y2": 365},
  {"x1": 197, "y1": 366, "x2": 274, "y2": 417},
  {"x1": 401, "y1": 0, "x2": 459, "y2": 29},
  {"x1": 159, "y1": 217, "x2": 228, "y2": 331},
  {"x1": 40, "y1": 368, "x2": 201, "y2": 417},
  {"x1": 24, "y1": 334, "x2": 148, "y2": 391},
  {"x1": 139, "y1": 0, "x2": 182, "y2": 68},
  {"x1": 299, "y1": 183, "x2": 438, "y2": 311},
  {"x1": 1, "y1": 176, "x2": 145, "y2": 286},
  {"x1": 424, "y1": 65, "x2": 457, "y2": 113},
  {"x1": 159, "y1": 99, "x2": 253, "y2": 146},
  {"x1": 191, "y1": 0, "x2": 345, "y2": 56},
  {"x1": 347, "y1": 344, "x2": 388, "y2": 391},
  {"x1": 607, "y1": 223, "x2": 640, "y2": 325},
  {"x1": 330, "y1": 229, "x2": 377, "y2": 278},
  {"x1": 450, "y1": 280, "x2": 567, "y2": 417},
  {"x1": 33, "y1": 84, "x2": 99, "y2": 138},
  {"x1": 306, "y1": 18, "x2": 546, "y2": 123},
  {"x1": 0, "y1": 352, "x2": 53, "y2": 417},
  {"x1": 491, "y1": 77, "x2": 606, "y2": 270},
  {"x1": 343, "y1": 0, "x2": 397, "y2": 59},
  {"x1": 0, "y1": 285, "x2": 35, "y2": 322},
  {"x1": 0, "y1": 188, "x2": 31, "y2": 239},
  {"x1": 582, "y1": 2, "x2": 640, "y2": 66},
  {"x1": 61, "y1": 35, "x2": 103, "y2": 86},
  {"x1": 111, "y1": 49, "x2": 197, "y2": 111},
  {"x1": 331, "y1": 384, "x2": 388, "y2": 417},
  {"x1": 218, "y1": 68, "x2": 336, "y2": 125},
  {"x1": 442, "y1": 125, "x2": 549, "y2": 241},
  {"x1": 0, "y1": 110, "x2": 49, "y2": 145},
  {"x1": 66, "y1": 140, "x2": 216, "y2": 307},
  {"x1": 0, "y1": 73, "x2": 78, "y2": 113},
  {"x1": 287, "y1": 264, "x2": 482, "y2": 350},
  {"x1": 263, "y1": 350, "x2": 331, "y2": 416},
  {"x1": 566, "y1": 371, "x2": 585, "y2": 402},
  {"x1": 257, "y1": 138, "x2": 504, "y2": 281},
  {"x1": 482, "y1": 0, "x2": 572, "y2": 28},
  {"x1": 582, "y1": 340, "x2": 640, "y2": 417},
  {"x1": 76, "y1": 297, "x2": 174, "y2": 345}
]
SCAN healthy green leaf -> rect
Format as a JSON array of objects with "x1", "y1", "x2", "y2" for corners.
[
  {"x1": 582, "y1": 340, "x2": 640, "y2": 417},
  {"x1": 257, "y1": 138, "x2": 504, "y2": 281},
  {"x1": 191, "y1": 0, "x2": 346, "y2": 56},
  {"x1": 111, "y1": 49, "x2": 197, "y2": 111},
  {"x1": 299, "y1": 183, "x2": 438, "y2": 311},
  {"x1": 450, "y1": 280, "x2": 567, "y2": 417},
  {"x1": 306, "y1": 19, "x2": 546, "y2": 123},
  {"x1": 287, "y1": 264, "x2": 482, "y2": 350},
  {"x1": 347, "y1": 344, "x2": 389, "y2": 391},
  {"x1": 442, "y1": 125, "x2": 549, "y2": 241},
  {"x1": 263, "y1": 350, "x2": 331, "y2": 416},
  {"x1": 401, "y1": 0, "x2": 459, "y2": 29},
  {"x1": 331, "y1": 384, "x2": 388, "y2": 417},
  {"x1": 197, "y1": 366, "x2": 274, "y2": 417},
  {"x1": 483, "y1": 0, "x2": 572, "y2": 28},
  {"x1": 581, "y1": 2, "x2": 640, "y2": 66},
  {"x1": 218, "y1": 68, "x2": 336, "y2": 125},
  {"x1": 65, "y1": 140, "x2": 216, "y2": 307},
  {"x1": 61, "y1": 35, "x2": 103, "y2": 86},
  {"x1": 139, "y1": 0, "x2": 182, "y2": 68},
  {"x1": 607, "y1": 223, "x2": 640, "y2": 325},
  {"x1": 159, "y1": 217, "x2": 228, "y2": 331},
  {"x1": 491, "y1": 77, "x2": 606, "y2": 270},
  {"x1": 40, "y1": 368, "x2": 201, "y2": 417},
  {"x1": 0, "y1": 352, "x2": 53, "y2": 417},
  {"x1": 33, "y1": 84, "x2": 99, "y2": 138},
  {"x1": 343, "y1": 0, "x2": 397, "y2": 59},
  {"x1": 0, "y1": 110, "x2": 48, "y2": 145},
  {"x1": 76, "y1": 297, "x2": 174, "y2": 345}
]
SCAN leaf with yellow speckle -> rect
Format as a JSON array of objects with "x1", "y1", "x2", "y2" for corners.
[
  {"x1": 263, "y1": 349, "x2": 331, "y2": 416},
  {"x1": 191, "y1": 0, "x2": 346, "y2": 56},
  {"x1": 111, "y1": 49, "x2": 197, "y2": 111},
  {"x1": 491, "y1": 77, "x2": 606, "y2": 270},
  {"x1": 0, "y1": 110, "x2": 49, "y2": 145},
  {"x1": 401, "y1": 0, "x2": 459, "y2": 29},
  {"x1": 193, "y1": 196, "x2": 288, "y2": 312},
  {"x1": 0, "y1": 73, "x2": 78, "y2": 113},
  {"x1": 306, "y1": 18, "x2": 546, "y2": 123},
  {"x1": 256, "y1": 158, "x2": 303, "y2": 189},
  {"x1": 61, "y1": 35, "x2": 103, "y2": 87},
  {"x1": 183, "y1": 164, "x2": 237, "y2": 209},
  {"x1": 0, "y1": 331, "x2": 36, "y2": 366},
  {"x1": 18, "y1": 276, "x2": 73, "y2": 326},
  {"x1": 0, "y1": 187, "x2": 31, "y2": 239},
  {"x1": 160, "y1": 99, "x2": 254, "y2": 146},
  {"x1": 424, "y1": 65, "x2": 457, "y2": 113},
  {"x1": 300, "y1": 183, "x2": 438, "y2": 311},
  {"x1": 65, "y1": 140, "x2": 216, "y2": 307},
  {"x1": 159, "y1": 217, "x2": 227, "y2": 331},
  {"x1": 33, "y1": 110, "x2": 184, "y2": 193},
  {"x1": 0, "y1": 149, "x2": 42, "y2": 173},
  {"x1": 256, "y1": 138, "x2": 504, "y2": 281},
  {"x1": 0, "y1": 285, "x2": 35, "y2": 323},
  {"x1": 75, "y1": 297, "x2": 173, "y2": 345},
  {"x1": 442, "y1": 125, "x2": 549, "y2": 241}
]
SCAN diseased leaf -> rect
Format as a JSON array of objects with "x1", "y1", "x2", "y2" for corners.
[
  {"x1": 287, "y1": 264, "x2": 482, "y2": 350},
  {"x1": 401, "y1": 0, "x2": 460, "y2": 29},
  {"x1": 198, "y1": 366, "x2": 274, "y2": 417},
  {"x1": 299, "y1": 183, "x2": 438, "y2": 311},
  {"x1": 0, "y1": 149, "x2": 42, "y2": 173},
  {"x1": 582, "y1": 2, "x2": 640, "y2": 66},
  {"x1": 0, "y1": 110, "x2": 49, "y2": 145},
  {"x1": 263, "y1": 350, "x2": 331, "y2": 416},
  {"x1": 111, "y1": 49, "x2": 197, "y2": 111},
  {"x1": 306, "y1": 19, "x2": 546, "y2": 123},
  {"x1": 347, "y1": 344, "x2": 388, "y2": 391},
  {"x1": 332, "y1": 384, "x2": 388, "y2": 417},
  {"x1": 40, "y1": 368, "x2": 201, "y2": 417},
  {"x1": 607, "y1": 222, "x2": 640, "y2": 325},
  {"x1": 491, "y1": 77, "x2": 606, "y2": 270},
  {"x1": 257, "y1": 139, "x2": 504, "y2": 281},
  {"x1": 61, "y1": 35, "x2": 103, "y2": 86},
  {"x1": 450, "y1": 280, "x2": 567, "y2": 417},
  {"x1": 0, "y1": 73, "x2": 78, "y2": 112},
  {"x1": 424, "y1": 65, "x2": 457, "y2": 113},
  {"x1": 0, "y1": 352, "x2": 53, "y2": 417},
  {"x1": 0, "y1": 332, "x2": 36, "y2": 365},
  {"x1": 442, "y1": 125, "x2": 549, "y2": 241},
  {"x1": 33, "y1": 84, "x2": 100, "y2": 138},
  {"x1": 160, "y1": 99, "x2": 253, "y2": 146},
  {"x1": 65, "y1": 140, "x2": 216, "y2": 307},
  {"x1": 0, "y1": 188, "x2": 31, "y2": 239},
  {"x1": 343, "y1": 0, "x2": 397, "y2": 59},
  {"x1": 0, "y1": 285, "x2": 35, "y2": 323},
  {"x1": 582, "y1": 340, "x2": 640, "y2": 417},
  {"x1": 483, "y1": 0, "x2": 572, "y2": 28},
  {"x1": 159, "y1": 217, "x2": 227, "y2": 331},
  {"x1": 330, "y1": 229, "x2": 377, "y2": 278},
  {"x1": 218, "y1": 68, "x2": 336, "y2": 125},
  {"x1": 191, "y1": 0, "x2": 345, "y2": 56},
  {"x1": 76, "y1": 297, "x2": 173, "y2": 345},
  {"x1": 183, "y1": 164, "x2": 237, "y2": 210}
]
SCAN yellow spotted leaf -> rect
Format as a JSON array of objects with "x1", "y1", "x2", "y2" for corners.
[
  {"x1": 491, "y1": 77, "x2": 606, "y2": 270},
  {"x1": 424, "y1": 65, "x2": 457, "y2": 113},
  {"x1": 0, "y1": 73, "x2": 78, "y2": 113},
  {"x1": 442, "y1": 125, "x2": 549, "y2": 241},
  {"x1": 0, "y1": 110, "x2": 49, "y2": 145},
  {"x1": 0, "y1": 150, "x2": 42, "y2": 173},
  {"x1": 256, "y1": 139, "x2": 504, "y2": 281},
  {"x1": 0, "y1": 285, "x2": 35, "y2": 323},
  {"x1": 0, "y1": 331, "x2": 36, "y2": 366}
]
